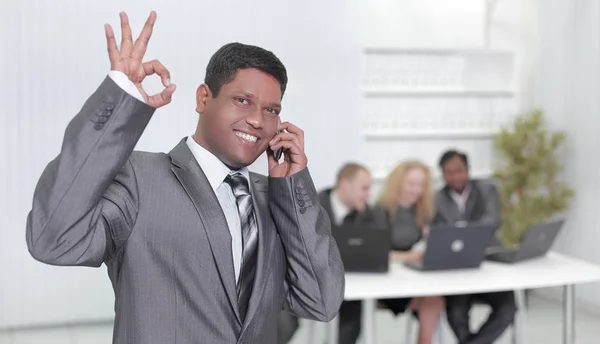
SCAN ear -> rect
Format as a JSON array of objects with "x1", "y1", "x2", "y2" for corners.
[{"x1": 196, "y1": 84, "x2": 212, "y2": 114}]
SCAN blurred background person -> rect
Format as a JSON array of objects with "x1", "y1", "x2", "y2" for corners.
[
  {"x1": 434, "y1": 150, "x2": 516, "y2": 344},
  {"x1": 279, "y1": 162, "x2": 384, "y2": 344},
  {"x1": 377, "y1": 160, "x2": 445, "y2": 344}
]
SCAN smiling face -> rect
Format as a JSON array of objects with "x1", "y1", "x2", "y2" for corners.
[
  {"x1": 194, "y1": 68, "x2": 282, "y2": 169},
  {"x1": 400, "y1": 167, "x2": 427, "y2": 206},
  {"x1": 442, "y1": 155, "x2": 469, "y2": 193}
]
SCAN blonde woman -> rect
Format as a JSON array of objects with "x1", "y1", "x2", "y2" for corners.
[{"x1": 377, "y1": 161, "x2": 445, "y2": 344}]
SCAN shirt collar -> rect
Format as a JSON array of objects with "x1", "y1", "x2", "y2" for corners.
[
  {"x1": 449, "y1": 181, "x2": 472, "y2": 199},
  {"x1": 449, "y1": 183, "x2": 472, "y2": 215},
  {"x1": 330, "y1": 189, "x2": 351, "y2": 225},
  {"x1": 186, "y1": 136, "x2": 250, "y2": 191}
]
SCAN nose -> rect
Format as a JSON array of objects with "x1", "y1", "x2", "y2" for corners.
[{"x1": 245, "y1": 109, "x2": 264, "y2": 129}]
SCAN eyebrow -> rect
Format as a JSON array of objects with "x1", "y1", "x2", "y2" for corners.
[
  {"x1": 267, "y1": 102, "x2": 282, "y2": 110},
  {"x1": 239, "y1": 91, "x2": 282, "y2": 110}
]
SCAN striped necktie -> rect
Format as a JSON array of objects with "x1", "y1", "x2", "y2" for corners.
[{"x1": 224, "y1": 172, "x2": 258, "y2": 321}]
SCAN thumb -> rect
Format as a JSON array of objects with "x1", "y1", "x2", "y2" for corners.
[{"x1": 267, "y1": 149, "x2": 278, "y2": 171}]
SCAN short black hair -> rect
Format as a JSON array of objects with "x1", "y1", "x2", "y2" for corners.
[
  {"x1": 438, "y1": 149, "x2": 469, "y2": 169},
  {"x1": 204, "y1": 42, "x2": 288, "y2": 98}
]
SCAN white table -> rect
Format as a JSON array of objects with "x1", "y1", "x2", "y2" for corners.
[{"x1": 327, "y1": 252, "x2": 600, "y2": 344}]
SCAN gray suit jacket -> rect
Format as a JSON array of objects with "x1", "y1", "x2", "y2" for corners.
[
  {"x1": 433, "y1": 179, "x2": 501, "y2": 228},
  {"x1": 26, "y1": 77, "x2": 344, "y2": 344}
]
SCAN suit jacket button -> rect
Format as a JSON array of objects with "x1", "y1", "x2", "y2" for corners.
[
  {"x1": 101, "y1": 110, "x2": 112, "y2": 117},
  {"x1": 298, "y1": 200, "x2": 305, "y2": 207},
  {"x1": 295, "y1": 186, "x2": 303, "y2": 193},
  {"x1": 296, "y1": 194, "x2": 304, "y2": 201},
  {"x1": 96, "y1": 116, "x2": 108, "y2": 123},
  {"x1": 94, "y1": 123, "x2": 104, "y2": 130},
  {"x1": 299, "y1": 207, "x2": 307, "y2": 214},
  {"x1": 105, "y1": 103, "x2": 115, "y2": 111}
]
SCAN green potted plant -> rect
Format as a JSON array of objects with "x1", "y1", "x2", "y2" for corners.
[{"x1": 492, "y1": 109, "x2": 574, "y2": 247}]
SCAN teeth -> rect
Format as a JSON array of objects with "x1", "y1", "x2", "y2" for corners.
[{"x1": 236, "y1": 131, "x2": 257, "y2": 143}]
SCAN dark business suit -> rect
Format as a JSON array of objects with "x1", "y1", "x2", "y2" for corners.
[
  {"x1": 26, "y1": 77, "x2": 345, "y2": 344},
  {"x1": 434, "y1": 179, "x2": 517, "y2": 344},
  {"x1": 278, "y1": 188, "x2": 387, "y2": 344}
]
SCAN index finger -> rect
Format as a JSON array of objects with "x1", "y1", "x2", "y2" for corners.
[
  {"x1": 119, "y1": 12, "x2": 134, "y2": 56},
  {"x1": 131, "y1": 10, "x2": 157, "y2": 60},
  {"x1": 278, "y1": 122, "x2": 304, "y2": 147}
]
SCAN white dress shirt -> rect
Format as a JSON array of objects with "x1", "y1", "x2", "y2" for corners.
[
  {"x1": 329, "y1": 190, "x2": 351, "y2": 226},
  {"x1": 108, "y1": 71, "x2": 246, "y2": 282},
  {"x1": 450, "y1": 182, "x2": 472, "y2": 214}
]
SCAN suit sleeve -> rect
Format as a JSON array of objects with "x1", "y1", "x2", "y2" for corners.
[
  {"x1": 478, "y1": 182, "x2": 501, "y2": 227},
  {"x1": 432, "y1": 193, "x2": 446, "y2": 225},
  {"x1": 268, "y1": 169, "x2": 345, "y2": 322},
  {"x1": 26, "y1": 76, "x2": 155, "y2": 267}
]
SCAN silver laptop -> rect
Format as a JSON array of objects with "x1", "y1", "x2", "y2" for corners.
[
  {"x1": 405, "y1": 222, "x2": 498, "y2": 271},
  {"x1": 486, "y1": 218, "x2": 565, "y2": 263}
]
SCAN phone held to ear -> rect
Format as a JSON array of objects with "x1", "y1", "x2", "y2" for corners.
[
  {"x1": 274, "y1": 129, "x2": 283, "y2": 160},
  {"x1": 273, "y1": 147, "x2": 283, "y2": 160},
  {"x1": 271, "y1": 130, "x2": 283, "y2": 160}
]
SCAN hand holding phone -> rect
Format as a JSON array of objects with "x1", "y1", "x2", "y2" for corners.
[{"x1": 268, "y1": 122, "x2": 307, "y2": 178}]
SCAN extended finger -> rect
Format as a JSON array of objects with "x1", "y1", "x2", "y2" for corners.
[
  {"x1": 119, "y1": 12, "x2": 134, "y2": 56},
  {"x1": 132, "y1": 11, "x2": 157, "y2": 60},
  {"x1": 142, "y1": 60, "x2": 171, "y2": 87},
  {"x1": 147, "y1": 84, "x2": 176, "y2": 109},
  {"x1": 269, "y1": 131, "x2": 302, "y2": 150},
  {"x1": 104, "y1": 24, "x2": 120, "y2": 67},
  {"x1": 269, "y1": 140, "x2": 305, "y2": 161},
  {"x1": 278, "y1": 122, "x2": 304, "y2": 147}
]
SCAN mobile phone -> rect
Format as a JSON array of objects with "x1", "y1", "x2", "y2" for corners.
[
  {"x1": 272, "y1": 130, "x2": 283, "y2": 160},
  {"x1": 273, "y1": 147, "x2": 283, "y2": 160}
]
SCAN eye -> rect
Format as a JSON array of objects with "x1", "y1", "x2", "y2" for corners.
[
  {"x1": 266, "y1": 108, "x2": 280, "y2": 115},
  {"x1": 235, "y1": 97, "x2": 249, "y2": 104}
]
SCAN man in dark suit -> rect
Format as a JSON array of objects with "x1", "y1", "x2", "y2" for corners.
[
  {"x1": 434, "y1": 150, "x2": 516, "y2": 344},
  {"x1": 278, "y1": 163, "x2": 385, "y2": 344},
  {"x1": 26, "y1": 11, "x2": 344, "y2": 344}
]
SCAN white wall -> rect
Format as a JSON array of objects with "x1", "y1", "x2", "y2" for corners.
[
  {"x1": 532, "y1": 0, "x2": 600, "y2": 310},
  {"x1": 1, "y1": 0, "x2": 560, "y2": 329}
]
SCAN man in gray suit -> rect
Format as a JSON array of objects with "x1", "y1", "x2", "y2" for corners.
[
  {"x1": 434, "y1": 150, "x2": 516, "y2": 344},
  {"x1": 26, "y1": 11, "x2": 344, "y2": 344}
]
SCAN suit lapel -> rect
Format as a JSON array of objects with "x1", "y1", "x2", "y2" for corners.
[
  {"x1": 440, "y1": 187, "x2": 461, "y2": 222},
  {"x1": 465, "y1": 182, "x2": 482, "y2": 220},
  {"x1": 240, "y1": 173, "x2": 274, "y2": 333},
  {"x1": 169, "y1": 139, "x2": 241, "y2": 325}
]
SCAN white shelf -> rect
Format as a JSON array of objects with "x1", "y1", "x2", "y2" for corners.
[
  {"x1": 373, "y1": 169, "x2": 493, "y2": 182},
  {"x1": 362, "y1": 129, "x2": 497, "y2": 140},
  {"x1": 363, "y1": 48, "x2": 515, "y2": 92},
  {"x1": 363, "y1": 48, "x2": 514, "y2": 56},
  {"x1": 362, "y1": 87, "x2": 514, "y2": 98}
]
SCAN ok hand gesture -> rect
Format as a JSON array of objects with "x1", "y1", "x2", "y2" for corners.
[{"x1": 104, "y1": 11, "x2": 176, "y2": 108}]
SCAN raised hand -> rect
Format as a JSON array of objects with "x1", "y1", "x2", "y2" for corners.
[
  {"x1": 267, "y1": 122, "x2": 308, "y2": 178},
  {"x1": 104, "y1": 11, "x2": 176, "y2": 108}
]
